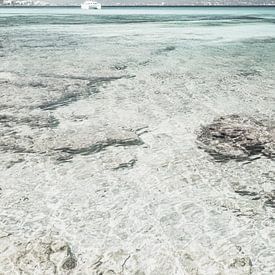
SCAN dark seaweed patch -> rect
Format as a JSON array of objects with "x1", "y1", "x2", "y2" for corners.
[
  {"x1": 265, "y1": 198, "x2": 275, "y2": 208},
  {"x1": 242, "y1": 37, "x2": 275, "y2": 44},
  {"x1": 235, "y1": 190, "x2": 259, "y2": 197},
  {"x1": 264, "y1": 193, "x2": 275, "y2": 208},
  {"x1": 0, "y1": 114, "x2": 59, "y2": 128},
  {"x1": 235, "y1": 190, "x2": 258, "y2": 196},
  {"x1": 0, "y1": 114, "x2": 10, "y2": 123},
  {"x1": 54, "y1": 137, "x2": 143, "y2": 162},
  {"x1": 139, "y1": 60, "x2": 150, "y2": 66},
  {"x1": 0, "y1": 143, "x2": 33, "y2": 154},
  {"x1": 237, "y1": 69, "x2": 261, "y2": 77},
  {"x1": 39, "y1": 92, "x2": 80, "y2": 111},
  {"x1": 38, "y1": 75, "x2": 132, "y2": 110},
  {"x1": 62, "y1": 246, "x2": 77, "y2": 270},
  {"x1": 112, "y1": 64, "x2": 128, "y2": 71},
  {"x1": 197, "y1": 115, "x2": 275, "y2": 162},
  {"x1": 6, "y1": 158, "x2": 25, "y2": 169},
  {"x1": 113, "y1": 159, "x2": 137, "y2": 170},
  {"x1": 0, "y1": 78, "x2": 48, "y2": 89},
  {"x1": 22, "y1": 115, "x2": 59, "y2": 128},
  {"x1": 265, "y1": 199, "x2": 275, "y2": 208},
  {"x1": 28, "y1": 81, "x2": 48, "y2": 88},
  {"x1": 62, "y1": 256, "x2": 77, "y2": 270},
  {"x1": 38, "y1": 74, "x2": 125, "y2": 82},
  {"x1": 156, "y1": 46, "x2": 176, "y2": 54}
]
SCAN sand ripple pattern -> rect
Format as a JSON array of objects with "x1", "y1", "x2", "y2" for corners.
[{"x1": 0, "y1": 7, "x2": 275, "y2": 275}]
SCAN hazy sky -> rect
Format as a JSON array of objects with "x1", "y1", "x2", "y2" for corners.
[{"x1": 47, "y1": 0, "x2": 275, "y2": 5}]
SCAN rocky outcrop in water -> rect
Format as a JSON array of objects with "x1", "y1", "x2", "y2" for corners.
[
  {"x1": 2, "y1": 237, "x2": 77, "y2": 274},
  {"x1": 197, "y1": 115, "x2": 275, "y2": 162}
]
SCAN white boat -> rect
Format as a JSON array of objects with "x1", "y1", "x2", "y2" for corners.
[{"x1": 81, "y1": 1, "x2": 101, "y2": 10}]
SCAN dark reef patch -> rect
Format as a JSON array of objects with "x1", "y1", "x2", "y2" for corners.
[
  {"x1": 242, "y1": 37, "x2": 275, "y2": 45},
  {"x1": 39, "y1": 92, "x2": 80, "y2": 110},
  {"x1": 52, "y1": 136, "x2": 144, "y2": 164},
  {"x1": 235, "y1": 190, "x2": 259, "y2": 197},
  {"x1": 113, "y1": 159, "x2": 137, "y2": 170},
  {"x1": 38, "y1": 75, "x2": 133, "y2": 110},
  {"x1": 38, "y1": 73, "x2": 127, "y2": 82},
  {"x1": 235, "y1": 190, "x2": 275, "y2": 209},
  {"x1": 6, "y1": 158, "x2": 25, "y2": 169},
  {"x1": 28, "y1": 81, "x2": 48, "y2": 88},
  {"x1": 197, "y1": 115, "x2": 275, "y2": 162},
  {"x1": 0, "y1": 114, "x2": 59, "y2": 128},
  {"x1": 112, "y1": 64, "x2": 128, "y2": 71},
  {"x1": 237, "y1": 69, "x2": 261, "y2": 77},
  {"x1": 9, "y1": 237, "x2": 77, "y2": 273},
  {"x1": 264, "y1": 192, "x2": 275, "y2": 208},
  {"x1": 61, "y1": 245, "x2": 77, "y2": 270},
  {"x1": 54, "y1": 137, "x2": 143, "y2": 162},
  {"x1": 138, "y1": 60, "x2": 150, "y2": 66},
  {"x1": 0, "y1": 141, "x2": 33, "y2": 154},
  {"x1": 155, "y1": 46, "x2": 176, "y2": 55}
]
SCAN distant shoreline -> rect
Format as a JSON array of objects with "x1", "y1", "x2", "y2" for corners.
[{"x1": 1, "y1": 5, "x2": 275, "y2": 8}]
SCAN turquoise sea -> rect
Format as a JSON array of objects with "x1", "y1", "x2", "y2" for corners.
[
  {"x1": 0, "y1": 6, "x2": 274, "y2": 275},
  {"x1": 1, "y1": 7, "x2": 275, "y2": 86}
]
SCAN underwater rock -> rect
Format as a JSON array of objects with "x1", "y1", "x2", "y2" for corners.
[
  {"x1": 61, "y1": 245, "x2": 77, "y2": 270},
  {"x1": 197, "y1": 115, "x2": 275, "y2": 162},
  {"x1": 228, "y1": 257, "x2": 252, "y2": 274},
  {"x1": 7, "y1": 238, "x2": 77, "y2": 274},
  {"x1": 62, "y1": 255, "x2": 77, "y2": 270}
]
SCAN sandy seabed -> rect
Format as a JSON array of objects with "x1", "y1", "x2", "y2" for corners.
[{"x1": 0, "y1": 7, "x2": 275, "y2": 275}]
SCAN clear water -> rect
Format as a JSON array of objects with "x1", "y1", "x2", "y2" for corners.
[{"x1": 0, "y1": 7, "x2": 274, "y2": 274}]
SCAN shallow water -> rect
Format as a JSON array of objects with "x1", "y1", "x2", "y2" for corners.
[{"x1": 0, "y1": 6, "x2": 274, "y2": 274}]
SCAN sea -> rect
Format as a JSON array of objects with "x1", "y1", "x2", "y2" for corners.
[{"x1": 0, "y1": 6, "x2": 274, "y2": 275}]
